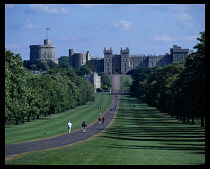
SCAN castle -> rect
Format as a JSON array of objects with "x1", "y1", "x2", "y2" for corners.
[
  {"x1": 69, "y1": 45, "x2": 190, "y2": 74},
  {"x1": 29, "y1": 39, "x2": 58, "y2": 64},
  {"x1": 29, "y1": 39, "x2": 190, "y2": 74}
]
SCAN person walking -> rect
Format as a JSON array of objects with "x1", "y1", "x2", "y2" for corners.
[
  {"x1": 102, "y1": 117, "x2": 105, "y2": 124},
  {"x1": 67, "y1": 121, "x2": 72, "y2": 133},
  {"x1": 82, "y1": 121, "x2": 88, "y2": 133},
  {"x1": 98, "y1": 117, "x2": 101, "y2": 124}
]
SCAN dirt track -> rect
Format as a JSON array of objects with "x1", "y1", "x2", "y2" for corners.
[{"x1": 5, "y1": 74, "x2": 122, "y2": 159}]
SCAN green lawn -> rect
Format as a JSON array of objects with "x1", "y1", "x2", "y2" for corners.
[
  {"x1": 120, "y1": 75, "x2": 132, "y2": 92},
  {"x1": 5, "y1": 93, "x2": 205, "y2": 165},
  {"x1": 5, "y1": 93, "x2": 112, "y2": 144}
]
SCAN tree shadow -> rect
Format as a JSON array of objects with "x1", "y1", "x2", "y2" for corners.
[
  {"x1": 100, "y1": 93, "x2": 205, "y2": 155},
  {"x1": 100, "y1": 144, "x2": 205, "y2": 151}
]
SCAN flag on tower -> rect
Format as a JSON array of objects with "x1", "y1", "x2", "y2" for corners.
[{"x1": 47, "y1": 28, "x2": 50, "y2": 30}]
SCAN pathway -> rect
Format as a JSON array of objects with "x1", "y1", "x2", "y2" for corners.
[{"x1": 5, "y1": 74, "x2": 121, "y2": 159}]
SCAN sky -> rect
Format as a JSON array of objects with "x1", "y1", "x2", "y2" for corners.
[{"x1": 5, "y1": 4, "x2": 205, "y2": 61}]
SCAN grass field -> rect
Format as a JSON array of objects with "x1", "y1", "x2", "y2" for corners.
[
  {"x1": 5, "y1": 91, "x2": 205, "y2": 165},
  {"x1": 120, "y1": 75, "x2": 132, "y2": 92},
  {"x1": 5, "y1": 93, "x2": 112, "y2": 144}
]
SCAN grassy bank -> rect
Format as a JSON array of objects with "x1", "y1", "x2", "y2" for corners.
[
  {"x1": 5, "y1": 93, "x2": 112, "y2": 144},
  {"x1": 6, "y1": 93, "x2": 205, "y2": 165}
]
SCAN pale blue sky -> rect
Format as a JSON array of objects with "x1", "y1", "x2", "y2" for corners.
[{"x1": 5, "y1": 4, "x2": 205, "y2": 61}]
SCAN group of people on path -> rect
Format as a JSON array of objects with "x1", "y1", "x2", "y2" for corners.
[
  {"x1": 98, "y1": 117, "x2": 105, "y2": 124},
  {"x1": 67, "y1": 117, "x2": 105, "y2": 134}
]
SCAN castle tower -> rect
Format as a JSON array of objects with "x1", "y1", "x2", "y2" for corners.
[
  {"x1": 44, "y1": 39, "x2": 51, "y2": 45},
  {"x1": 69, "y1": 49, "x2": 91, "y2": 69},
  {"x1": 69, "y1": 49, "x2": 75, "y2": 66},
  {"x1": 30, "y1": 39, "x2": 58, "y2": 64},
  {"x1": 103, "y1": 48, "x2": 113, "y2": 74},
  {"x1": 86, "y1": 51, "x2": 91, "y2": 63},
  {"x1": 170, "y1": 45, "x2": 189, "y2": 62},
  {"x1": 120, "y1": 47, "x2": 130, "y2": 74}
]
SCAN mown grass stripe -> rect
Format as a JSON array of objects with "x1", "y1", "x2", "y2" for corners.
[{"x1": 5, "y1": 93, "x2": 112, "y2": 144}]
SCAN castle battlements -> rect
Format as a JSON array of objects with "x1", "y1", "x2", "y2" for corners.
[
  {"x1": 120, "y1": 47, "x2": 130, "y2": 54},
  {"x1": 69, "y1": 45, "x2": 189, "y2": 75},
  {"x1": 103, "y1": 48, "x2": 113, "y2": 54},
  {"x1": 171, "y1": 45, "x2": 189, "y2": 53}
]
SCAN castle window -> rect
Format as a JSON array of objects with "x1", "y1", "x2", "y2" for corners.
[{"x1": 125, "y1": 63, "x2": 126, "y2": 67}]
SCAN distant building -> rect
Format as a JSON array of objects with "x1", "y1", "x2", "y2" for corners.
[
  {"x1": 69, "y1": 49, "x2": 90, "y2": 69},
  {"x1": 70, "y1": 45, "x2": 189, "y2": 74},
  {"x1": 32, "y1": 70, "x2": 46, "y2": 75},
  {"x1": 84, "y1": 72, "x2": 101, "y2": 92},
  {"x1": 29, "y1": 39, "x2": 58, "y2": 64}
]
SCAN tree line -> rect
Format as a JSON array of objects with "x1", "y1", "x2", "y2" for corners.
[
  {"x1": 24, "y1": 56, "x2": 112, "y2": 91},
  {"x1": 128, "y1": 31, "x2": 205, "y2": 127},
  {"x1": 5, "y1": 51, "x2": 95, "y2": 125}
]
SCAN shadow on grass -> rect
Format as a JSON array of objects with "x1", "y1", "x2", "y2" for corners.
[
  {"x1": 100, "y1": 144, "x2": 205, "y2": 152},
  {"x1": 99, "y1": 126, "x2": 205, "y2": 154},
  {"x1": 99, "y1": 93, "x2": 205, "y2": 154}
]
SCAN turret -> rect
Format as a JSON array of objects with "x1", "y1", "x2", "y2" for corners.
[
  {"x1": 69, "y1": 49, "x2": 75, "y2": 66},
  {"x1": 44, "y1": 39, "x2": 51, "y2": 45},
  {"x1": 120, "y1": 47, "x2": 130, "y2": 74},
  {"x1": 86, "y1": 51, "x2": 91, "y2": 62},
  {"x1": 170, "y1": 45, "x2": 189, "y2": 62},
  {"x1": 120, "y1": 47, "x2": 129, "y2": 55},
  {"x1": 103, "y1": 48, "x2": 113, "y2": 74}
]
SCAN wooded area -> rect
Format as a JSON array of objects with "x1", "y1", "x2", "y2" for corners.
[
  {"x1": 5, "y1": 52, "x2": 96, "y2": 125},
  {"x1": 128, "y1": 31, "x2": 205, "y2": 127}
]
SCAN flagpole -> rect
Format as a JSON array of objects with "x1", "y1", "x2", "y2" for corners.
[{"x1": 47, "y1": 28, "x2": 48, "y2": 40}]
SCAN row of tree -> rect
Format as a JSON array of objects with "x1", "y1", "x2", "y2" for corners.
[
  {"x1": 23, "y1": 56, "x2": 112, "y2": 91},
  {"x1": 5, "y1": 50, "x2": 95, "y2": 125},
  {"x1": 128, "y1": 31, "x2": 205, "y2": 127}
]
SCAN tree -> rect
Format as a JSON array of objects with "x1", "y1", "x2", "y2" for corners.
[
  {"x1": 129, "y1": 31, "x2": 205, "y2": 127},
  {"x1": 6, "y1": 50, "x2": 96, "y2": 126},
  {"x1": 98, "y1": 72, "x2": 112, "y2": 90},
  {"x1": 58, "y1": 56, "x2": 73, "y2": 71},
  {"x1": 23, "y1": 59, "x2": 49, "y2": 71},
  {"x1": 5, "y1": 50, "x2": 29, "y2": 125},
  {"x1": 26, "y1": 76, "x2": 51, "y2": 119},
  {"x1": 86, "y1": 60, "x2": 97, "y2": 72},
  {"x1": 128, "y1": 67, "x2": 153, "y2": 99},
  {"x1": 59, "y1": 62, "x2": 72, "y2": 71},
  {"x1": 76, "y1": 65, "x2": 92, "y2": 76},
  {"x1": 179, "y1": 31, "x2": 205, "y2": 127},
  {"x1": 58, "y1": 56, "x2": 69, "y2": 64}
]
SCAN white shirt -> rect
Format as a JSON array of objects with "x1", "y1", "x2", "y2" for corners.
[{"x1": 68, "y1": 122, "x2": 72, "y2": 128}]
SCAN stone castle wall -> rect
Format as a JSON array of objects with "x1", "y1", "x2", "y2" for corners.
[{"x1": 70, "y1": 45, "x2": 189, "y2": 74}]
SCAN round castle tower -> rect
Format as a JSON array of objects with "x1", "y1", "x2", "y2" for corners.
[{"x1": 29, "y1": 39, "x2": 58, "y2": 64}]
